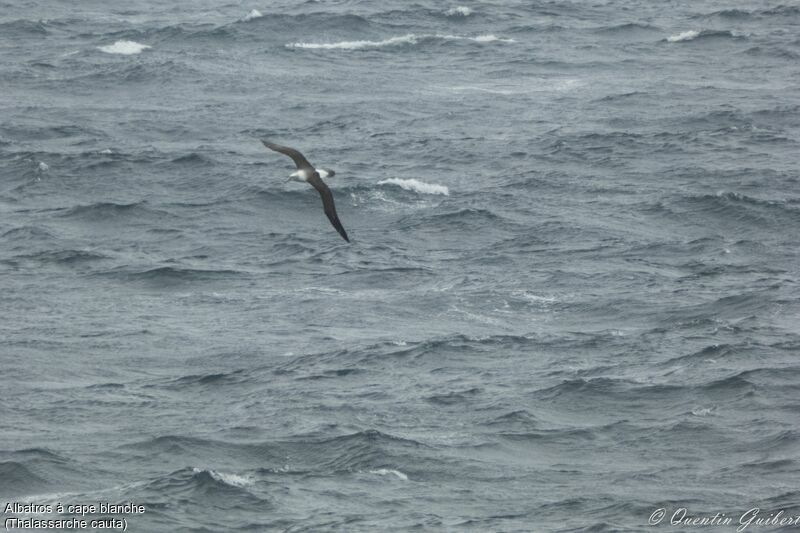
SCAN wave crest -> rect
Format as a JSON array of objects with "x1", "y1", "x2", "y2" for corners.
[
  {"x1": 288, "y1": 34, "x2": 417, "y2": 50},
  {"x1": 667, "y1": 29, "x2": 740, "y2": 42},
  {"x1": 667, "y1": 30, "x2": 699, "y2": 42},
  {"x1": 242, "y1": 9, "x2": 263, "y2": 21},
  {"x1": 98, "y1": 40, "x2": 151, "y2": 55},
  {"x1": 378, "y1": 178, "x2": 449, "y2": 196},
  {"x1": 191, "y1": 467, "x2": 254, "y2": 488},
  {"x1": 445, "y1": 6, "x2": 472, "y2": 17},
  {"x1": 369, "y1": 468, "x2": 409, "y2": 480},
  {"x1": 287, "y1": 33, "x2": 513, "y2": 50}
]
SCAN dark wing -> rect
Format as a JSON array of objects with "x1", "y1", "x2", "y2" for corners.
[
  {"x1": 307, "y1": 173, "x2": 350, "y2": 242},
  {"x1": 261, "y1": 140, "x2": 314, "y2": 170}
]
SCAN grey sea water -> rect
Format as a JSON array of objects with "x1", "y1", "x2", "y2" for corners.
[{"x1": 2, "y1": 0, "x2": 799, "y2": 531}]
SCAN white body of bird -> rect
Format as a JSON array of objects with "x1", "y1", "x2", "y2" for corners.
[{"x1": 288, "y1": 168, "x2": 333, "y2": 182}]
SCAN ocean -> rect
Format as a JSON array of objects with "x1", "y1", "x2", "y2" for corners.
[{"x1": 1, "y1": 0, "x2": 799, "y2": 531}]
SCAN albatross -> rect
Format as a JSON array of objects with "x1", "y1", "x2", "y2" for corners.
[{"x1": 261, "y1": 140, "x2": 350, "y2": 242}]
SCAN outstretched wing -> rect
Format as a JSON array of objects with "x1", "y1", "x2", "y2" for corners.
[
  {"x1": 307, "y1": 173, "x2": 350, "y2": 242},
  {"x1": 261, "y1": 140, "x2": 314, "y2": 170}
]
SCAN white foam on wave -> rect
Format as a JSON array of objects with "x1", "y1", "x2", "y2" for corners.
[
  {"x1": 288, "y1": 34, "x2": 418, "y2": 50},
  {"x1": 446, "y1": 6, "x2": 472, "y2": 16},
  {"x1": 378, "y1": 178, "x2": 449, "y2": 196},
  {"x1": 445, "y1": 76, "x2": 582, "y2": 95},
  {"x1": 243, "y1": 9, "x2": 263, "y2": 21},
  {"x1": 437, "y1": 33, "x2": 514, "y2": 43},
  {"x1": 37, "y1": 161, "x2": 49, "y2": 172},
  {"x1": 192, "y1": 467, "x2": 254, "y2": 488},
  {"x1": 370, "y1": 468, "x2": 409, "y2": 481},
  {"x1": 287, "y1": 33, "x2": 513, "y2": 50},
  {"x1": 514, "y1": 291, "x2": 557, "y2": 304},
  {"x1": 98, "y1": 40, "x2": 151, "y2": 55},
  {"x1": 472, "y1": 34, "x2": 511, "y2": 42},
  {"x1": 667, "y1": 30, "x2": 699, "y2": 42}
]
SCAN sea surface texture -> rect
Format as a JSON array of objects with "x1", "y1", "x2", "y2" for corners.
[{"x1": 1, "y1": 0, "x2": 799, "y2": 531}]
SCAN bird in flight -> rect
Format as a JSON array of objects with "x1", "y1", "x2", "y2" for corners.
[{"x1": 261, "y1": 140, "x2": 350, "y2": 242}]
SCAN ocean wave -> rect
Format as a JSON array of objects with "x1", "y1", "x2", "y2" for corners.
[
  {"x1": 594, "y1": 22, "x2": 662, "y2": 34},
  {"x1": 59, "y1": 201, "x2": 147, "y2": 220},
  {"x1": 0, "y1": 19, "x2": 48, "y2": 35},
  {"x1": 684, "y1": 192, "x2": 800, "y2": 226},
  {"x1": 294, "y1": 367, "x2": 366, "y2": 381},
  {"x1": 5, "y1": 149, "x2": 159, "y2": 176},
  {"x1": 90, "y1": 22, "x2": 232, "y2": 43},
  {"x1": 1, "y1": 226, "x2": 55, "y2": 241},
  {"x1": 286, "y1": 34, "x2": 415, "y2": 50},
  {"x1": 348, "y1": 188, "x2": 441, "y2": 213},
  {"x1": 99, "y1": 266, "x2": 244, "y2": 283},
  {"x1": 317, "y1": 429, "x2": 425, "y2": 449},
  {"x1": 167, "y1": 153, "x2": 217, "y2": 166},
  {"x1": 191, "y1": 468, "x2": 254, "y2": 488},
  {"x1": 85, "y1": 382, "x2": 126, "y2": 390},
  {"x1": 117, "y1": 436, "x2": 284, "y2": 475},
  {"x1": 498, "y1": 426, "x2": 599, "y2": 444},
  {"x1": 667, "y1": 29, "x2": 740, "y2": 43},
  {"x1": 445, "y1": 6, "x2": 472, "y2": 17},
  {"x1": 149, "y1": 429, "x2": 428, "y2": 478},
  {"x1": 242, "y1": 9, "x2": 263, "y2": 22},
  {"x1": 426, "y1": 387, "x2": 482, "y2": 405},
  {"x1": 121, "y1": 435, "x2": 234, "y2": 455},
  {"x1": 0, "y1": 448, "x2": 69, "y2": 463},
  {"x1": 140, "y1": 467, "x2": 264, "y2": 504},
  {"x1": 694, "y1": 8, "x2": 754, "y2": 19},
  {"x1": 280, "y1": 334, "x2": 540, "y2": 369},
  {"x1": 232, "y1": 12, "x2": 373, "y2": 34},
  {"x1": 90, "y1": 14, "x2": 378, "y2": 45},
  {"x1": 0, "y1": 462, "x2": 49, "y2": 495},
  {"x1": 533, "y1": 377, "x2": 684, "y2": 402},
  {"x1": 377, "y1": 178, "x2": 449, "y2": 195},
  {"x1": 744, "y1": 45, "x2": 799, "y2": 60},
  {"x1": 369, "y1": 468, "x2": 409, "y2": 480},
  {"x1": 286, "y1": 33, "x2": 513, "y2": 50},
  {"x1": 482, "y1": 409, "x2": 540, "y2": 430},
  {"x1": 667, "y1": 30, "x2": 699, "y2": 42},
  {"x1": 659, "y1": 344, "x2": 739, "y2": 370},
  {"x1": 738, "y1": 458, "x2": 797, "y2": 473},
  {"x1": 65, "y1": 60, "x2": 200, "y2": 84},
  {"x1": 0, "y1": 123, "x2": 108, "y2": 142},
  {"x1": 698, "y1": 373, "x2": 757, "y2": 395},
  {"x1": 304, "y1": 430, "x2": 426, "y2": 473},
  {"x1": 469, "y1": 34, "x2": 513, "y2": 43},
  {"x1": 10, "y1": 249, "x2": 109, "y2": 266},
  {"x1": 97, "y1": 40, "x2": 151, "y2": 55},
  {"x1": 760, "y1": 5, "x2": 800, "y2": 17},
  {"x1": 397, "y1": 207, "x2": 508, "y2": 231},
  {"x1": 155, "y1": 370, "x2": 248, "y2": 389}
]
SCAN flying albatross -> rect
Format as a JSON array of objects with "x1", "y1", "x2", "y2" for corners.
[{"x1": 261, "y1": 140, "x2": 350, "y2": 242}]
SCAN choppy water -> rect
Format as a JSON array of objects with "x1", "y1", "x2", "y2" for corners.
[{"x1": 2, "y1": 0, "x2": 800, "y2": 531}]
